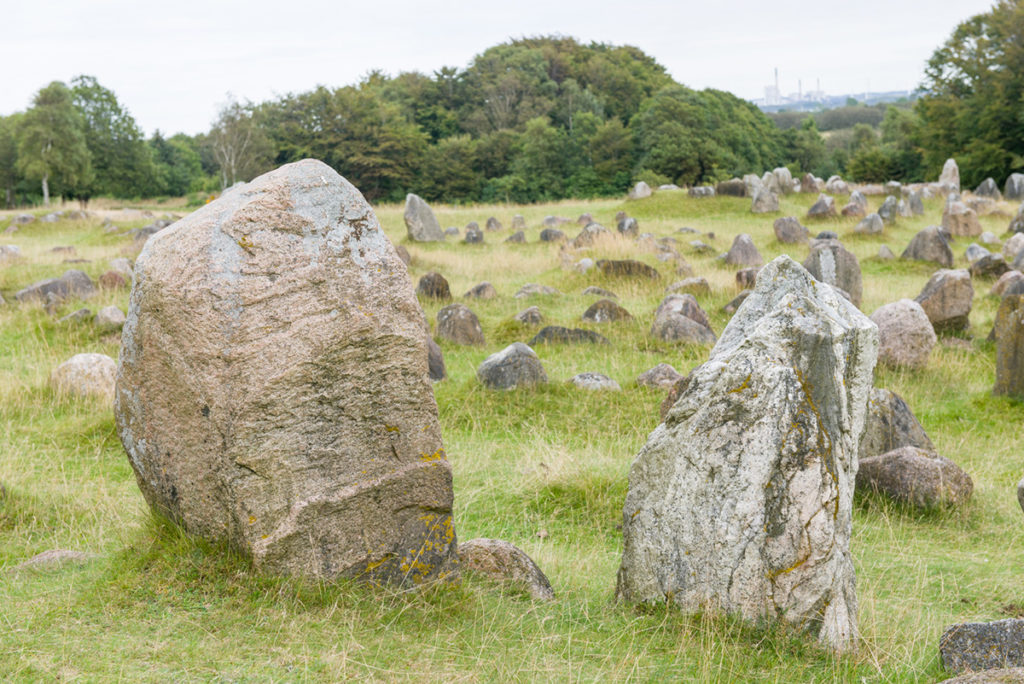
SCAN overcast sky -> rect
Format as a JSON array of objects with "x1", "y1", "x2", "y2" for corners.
[{"x1": 1, "y1": 0, "x2": 997, "y2": 137}]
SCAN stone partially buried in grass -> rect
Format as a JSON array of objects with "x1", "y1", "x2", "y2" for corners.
[
  {"x1": 618, "y1": 255, "x2": 878, "y2": 652},
  {"x1": 459, "y1": 538, "x2": 554, "y2": 600},
  {"x1": 51, "y1": 353, "x2": 117, "y2": 402},
  {"x1": 436, "y1": 303, "x2": 484, "y2": 346},
  {"x1": 528, "y1": 326, "x2": 609, "y2": 346},
  {"x1": 477, "y1": 342, "x2": 547, "y2": 389},
  {"x1": 857, "y1": 446, "x2": 973, "y2": 509},
  {"x1": 571, "y1": 372, "x2": 621, "y2": 391},
  {"x1": 15, "y1": 270, "x2": 95, "y2": 303},
  {"x1": 116, "y1": 160, "x2": 458, "y2": 585},
  {"x1": 870, "y1": 299, "x2": 936, "y2": 370},
  {"x1": 582, "y1": 299, "x2": 632, "y2": 323}
]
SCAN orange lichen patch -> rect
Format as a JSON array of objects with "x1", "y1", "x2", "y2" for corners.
[
  {"x1": 385, "y1": 425, "x2": 400, "y2": 433},
  {"x1": 248, "y1": 515, "x2": 256, "y2": 524},
  {"x1": 728, "y1": 374, "x2": 752, "y2": 393},
  {"x1": 420, "y1": 449, "x2": 446, "y2": 463}
]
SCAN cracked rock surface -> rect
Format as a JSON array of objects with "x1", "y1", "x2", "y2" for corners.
[
  {"x1": 116, "y1": 160, "x2": 457, "y2": 586},
  {"x1": 617, "y1": 255, "x2": 878, "y2": 652}
]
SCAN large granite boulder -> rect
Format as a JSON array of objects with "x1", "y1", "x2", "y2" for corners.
[
  {"x1": 751, "y1": 187, "x2": 779, "y2": 213},
  {"x1": 857, "y1": 446, "x2": 973, "y2": 509},
  {"x1": 941, "y1": 619, "x2": 1024, "y2": 675},
  {"x1": 773, "y1": 216, "x2": 808, "y2": 244},
  {"x1": 116, "y1": 160, "x2": 457, "y2": 585},
  {"x1": 939, "y1": 158, "x2": 961, "y2": 193},
  {"x1": 943, "y1": 201, "x2": 982, "y2": 237},
  {"x1": 617, "y1": 255, "x2": 878, "y2": 652},
  {"x1": 436, "y1": 303, "x2": 485, "y2": 346},
  {"x1": 403, "y1": 193, "x2": 444, "y2": 242},
  {"x1": 724, "y1": 234, "x2": 763, "y2": 267},
  {"x1": 860, "y1": 388, "x2": 935, "y2": 459},
  {"x1": 477, "y1": 343, "x2": 547, "y2": 389},
  {"x1": 803, "y1": 240, "x2": 863, "y2": 307},
  {"x1": 870, "y1": 299, "x2": 936, "y2": 369},
  {"x1": 993, "y1": 294, "x2": 1024, "y2": 397},
  {"x1": 975, "y1": 177, "x2": 1002, "y2": 200},
  {"x1": 807, "y1": 194, "x2": 837, "y2": 219},
  {"x1": 915, "y1": 269, "x2": 973, "y2": 334},
  {"x1": 15, "y1": 270, "x2": 95, "y2": 303},
  {"x1": 51, "y1": 353, "x2": 117, "y2": 402},
  {"x1": 902, "y1": 226, "x2": 954, "y2": 268}
]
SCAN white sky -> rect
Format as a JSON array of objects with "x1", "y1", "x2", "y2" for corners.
[{"x1": 1, "y1": 0, "x2": 997, "y2": 137}]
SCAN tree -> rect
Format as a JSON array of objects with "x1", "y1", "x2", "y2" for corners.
[
  {"x1": 70, "y1": 75, "x2": 155, "y2": 198},
  {"x1": 209, "y1": 97, "x2": 272, "y2": 189},
  {"x1": 17, "y1": 81, "x2": 91, "y2": 205},
  {"x1": 150, "y1": 132, "x2": 205, "y2": 196},
  {"x1": 0, "y1": 114, "x2": 20, "y2": 207}
]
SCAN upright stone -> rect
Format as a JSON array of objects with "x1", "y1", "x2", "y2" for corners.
[
  {"x1": 403, "y1": 193, "x2": 444, "y2": 242},
  {"x1": 1006, "y1": 173, "x2": 1024, "y2": 201},
  {"x1": 994, "y1": 294, "x2": 1024, "y2": 397},
  {"x1": 803, "y1": 240, "x2": 863, "y2": 307},
  {"x1": 629, "y1": 181, "x2": 653, "y2": 199},
  {"x1": 724, "y1": 234, "x2": 763, "y2": 267},
  {"x1": 915, "y1": 269, "x2": 973, "y2": 334},
  {"x1": 751, "y1": 187, "x2": 779, "y2": 213},
  {"x1": 116, "y1": 160, "x2": 457, "y2": 584},
  {"x1": 902, "y1": 226, "x2": 954, "y2": 268},
  {"x1": 943, "y1": 201, "x2": 982, "y2": 238},
  {"x1": 877, "y1": 196, "x2": 898, "y2": 225},
  {"x1": 807, "y1": 194, "x2": 837, "y2": 219},
  {"x1": 773, "y1": 216, "x2": 808, "y2": 244},
  {"x1": 617, "y1": 256, "x2": 878, "y2": 652},
  {"x1": 975, "y1": 177, "x2": 1002, "y2": 200},
  {"x1": 939, "y1": 158, "x2": 960, "y2": 193}
]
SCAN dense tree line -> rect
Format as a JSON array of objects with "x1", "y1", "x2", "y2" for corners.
[{"x1": 3, "y1": 14, "x2": 1023, "y2": 207}]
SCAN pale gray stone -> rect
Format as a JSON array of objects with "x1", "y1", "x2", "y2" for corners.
[
  {"x1": 437, "y1": 303, "x2": 484, "y2": 346},
  {"x1": 854, "y1": 214, "x2": 884, "y2": 235},
  {"x1": 773, "y1": 216, "x2": 808, "y2": 244},
  {"x1": 636, "y1": 363, "x2": 683, "y2": 390},
  {"x1": 858, "y1": 446, "x2": 973, "y2": 509},
  {"x1": 16, "y1": 270, "x2": 95, "y2": 303},
  {"x1": 966, "y1": 243, "x2": 992, "y2": 264},
  {"x1": 807, "y1": 194, "x2": 837, "y2": 219},
  {"x1": 944, "y1": 201, "x2": 982, "y2": 238},
  {"x1": 477, "y1": 343, "x2": 547, "y2": 389},
  {"x1": 51, "y1": 353, "x2": 116, "y2": 402},
  {"x1": 403, "y1": 193, "x2": 444, "y2": 242},
  {"x1": 751, "y1": 187, "x2": 779, "y2": 213},
  {"x1": 95, "y1": 305, "x2": 126, "y2": 332},
  {"x1": 629, "y1": 181, "x2": 653, "y2": 199},
  {"x1": 939, "y1": 158, "x2": 960, "y2": 193},
  {"x1": 515, "y1": 283, "x2": 560, "y2": 298},
  {"x1": 803, "y1": 240, "x2": 863, "y2": 307},
  {"x1": 571, "y1": 372, "x2": 621, "y2": 391},
  {"x1": 724, "y1": 233, "x2": 763, "y2": 267},
  {"x1": 870, "y1": 299, "x2": 936, "y2": 370},
  {"x1": 878, "y1": 196, "x2": 898, "y2": 225},
  {"x1": 975, "y1": 177, "x2": 1002, "y2": 200},
  {"x1": 513, "y1": 306, "x2": 542, "y2": 326},
  {"x1": 860, "y1": 388, "x2": 935, "y2": 459},
  {"x1": 617, "y1": 255, "x2": 878, "y2": 652},
  {"x1": 825, "y1": 176, "x2": 849, "y2": 194},
  {"x1": 903, "y1": 226, "x2": 954, "y2": 268},
  {"x1": 1006, "y1": 174, "x2": 1024, "y2": 201}
]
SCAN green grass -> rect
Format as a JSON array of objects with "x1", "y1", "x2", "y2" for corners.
[{"x1": 1, "y1": 192, "x2": 1023, "y2": 681}]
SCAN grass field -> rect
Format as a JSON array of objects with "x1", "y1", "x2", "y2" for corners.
[{"x1": 1, "y1": 189, "x2": 1022, "y2": 682}]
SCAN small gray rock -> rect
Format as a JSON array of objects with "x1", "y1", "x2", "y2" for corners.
[
  {"x1": 477, "y1": 343, "x2": 547, "y2": 389},
  {"x1": 636, "y1": 363, "x2": 683, "y2": 390},
  {"x1": 417, "y1": 272, "x2": 452, "y2": 300},
  {"x1": 538, "y1": 228, "x2": 565, "y2": 243},
  {"x1": 95, "y1": 305, "x2": 126, "y2": 332},
  {"x1": 773, "y1": 216, "x2": 808, "y2": 244},
  {"x1": 515, "y1": 283, "x2": 560, "y2": 298},
  {"x1": 807, "y1": 193, "x2": 837, "y2": 219},
  {"x1": 666, "y1": 277, "x2": 711, "y2": 297},
  {"x1": 582, "y1": 299, "x2": 632, "y2": 323},
  {"x1": 505, "y1": 231, "x2": 526, "y2": 244},
  {"x1": 404, "y1": 194, "x2": 444, "y2": 242},
  {"x1": 571, "y1": 372, "x2": 621, "y2": 391},
  {"x1": 750, "y1": 187, "x2": 779, "y2": 213},
  {"x1": 529, "y1": 326, "x2": 609, "y2": 346},
  {"x1": 464, "y1": 282, "x2": 497, "y2": 299},
  {"x1": 854, "y1": 213, "x2": 884, "y2": 235},
  {"x1": 915, "y1": 269, "x2": 973, "y2": 334},
  {"x1": 724, "y1": 234, "x2": 763, "y2": 267},
  {"x1": 860, "y1": 388, "x2": 936, "y2": 459},
  {"x1": 513, "y1": 306, "x2": 543, "y2": 326},
  {"x1": 582, "y1": 286, "x2": 617, "y2": 299}
]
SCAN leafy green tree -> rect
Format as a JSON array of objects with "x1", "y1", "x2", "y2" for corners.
[
  {"x1": 150, "y1": 131, "x2": 205, "y2": 196},
  {"x1": 70, "y1": 75, "x2": 156, "y2": 197},
  {"x1": 17, "y1": 81, "x2": 91, "y2": 205},
  {"x1": 508, "y1": 117, "x2": 570, "y2": 202},
  {"x1": 0, "y1": 114, "x2": 21, "y2": 207},
  {"x1": 209, "y1": 97, "x2": 273, "y2": 189},
  {"x1": 916, "y1": 0, "x2": 1024, "y2": 185},
  {"x1": 784, "y1": 117, "x2": 828, "y2": 177},
  {"x1": 585, "y1": 118, "x2": 633, "y2": 185}
]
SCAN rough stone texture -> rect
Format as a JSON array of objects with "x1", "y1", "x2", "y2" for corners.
[
  {"x1": 773, "y1": 216, "x2": 808, "y2": 244},
  {"x1": 807, "y1": 194, "x2": 837, "y2": 219},
  {"x1": 966, "y1": 244, "x2": 992, "y2": 264},
  {"x1": 95, "y1": 305, "x2": 126, "y2": 332},
  {"x1": 800, "y1": 173, "x2": 823, "y2": 193},
  {"x1": 975, "y1": 177, "x2": 1002, "y2": 200},
  {"x1": 993, "y1": 295, "x2": 1024, "y2": 397},
  {"x1": 515, "y1": 283, "x2": 560, "y2": 298},
  {"x1": 665, "y1": 277, "x2": 711, "y2": 297},
  {"x1": 915, "y1": 269, "x2": 974, "y2": 334},
  {"x1": 803, "y1": 240, "x2": 863, "y2": 307},
  {"x1": 417, "y1": 272, "x2": 452, "y2": 301},
  {"x1": 870, "y1": 299, "x2": 937, "y2": 370},
  {"x1": 505, "y1": 231, "x2": 526, "y2": 244},
  {"x1": 841, "y1": 202, "x2": 866, "y2": 218},
  {"x1": 582, "y1": 299, "x2": 633, "y2": 323},
  {"x1": 941, "y1": 620, "x2": 1024, "y2": 674},
  {"x1": 595, "y1": 258, "x2": 660, "y2": 280},
  {"x1": 743, "y1": 173, "x2": 763, "y2": 196},
  {"x1": 903, "y1": 226, "x2": 954, "y2": 268},
  {"x1": 939, "y1": 158, "x2": 961, "y2": 193},
  {"x1": 464, "y1": 282, "x2": 497, "y2": 300},
  {"x1": 654, "y1": 293, "x2": 711, "y2": 330},
  {"x1": 393, "y1": 244, "x2": 411, "y2": 266},
  {"x1": 854, "y1": 214, "x2": 884, "y2": 235},
  {"x1": 51, "y1": 353, "x2": 116, "y2": 402},
  {"x1": 736, "y1": 268, "x2": 759, "y2": 289},
  {"x1": 485, "y1": 217, "x2": 502, "y2": 231},
  {"x1": 751, "y1": 187, "x2": 779, "y2": 213},
  {"x1": 529, "y1": 326, "x2": 609, "y2": 346},
  {"x1": 539, "y1": 228, "x2": 565, "y2": 243},
  {"x1": 971, "y1": 254, "x2": 1010, "y2": 279},
  {"x1": 858, "y1": 446, "x2": 973, "y2": 508},
  {"x1": 617, "y1": 217, "x2": 639, "y2": 237},
  {"x1": 724, "y1": 234, "x2": 763, "y2": 267},
  {"x1": 513, "y1": 306, "x2": 543, "y2": 326},
  {"x1": 772, "y1": 167, "x2": 794, "y2": 194},
  {"x1": 573, "y1": 223, "x2": 612, "y2": 248},
  {"x1": 992, "y1": 271, "x2": 1024, "y2": 297},
  {"x1": 459, "y1": 538, "x2": 554, "y2": 600},
  {"x1": 629, "y1": 181, "x2": 652, "y2": 199},
  {"x1": 944, "y1": 201, "x2": 983, "y2": 238},
  {"x1": 403, "y1": 193, "x2": 444, "y2": 242},
  {"x1": 617, "y1": 255, "x2": 878, "y2": 652},
  {"x1": 717, "y1": 178, "x2": 747, "y2": 197},
  {"x1": 477, "y1": 343, "x2": 547, "y2": 389},
  {"x1": 1005, "y1": 174, "x2": 1024, "y2": 200},
  {"x1": 650, "y1": 311, "x2": 716, "y2": 344},
  {"x1": 939, "y1": 668, "x2": 1024, "y2": 683},
  {"x1": 436, "y1": 303, "x2": 485, "y2": 346},
  {"x1": 1004, "y1": 235, "x2": 1024, "y2": 263},
  {"x1": 116, "y1": 160, "x2": 457, "y2": 585},
  {"x1": 860, "y1": 388, "x2": 936, "y2": 459},
  {"x1": 636, "y1": 363, "x2": 683, "y2": 390},
  {"x1": 15, "y1": 270, "x2": 95, "y2": 303},
  {"x1": 463, "y1": 224, "x2": 484, "y2": 244},
  {"x1": 427, "y1": 339, "x2": 446, "y2": 382},
  {"x1": 571, "y1": 372, "x2": 621, "y2": 391}
]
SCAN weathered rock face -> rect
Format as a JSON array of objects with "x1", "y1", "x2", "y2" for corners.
[
  {"x1": 636, "y1": 363, "x2": 683, "y2": 389},
  {"x1": 943, "y1": 201, "x2": 982, "y2": 237},
  {"x1": 572, "y1": 372, "x2": 621, "y2": 391},
  {"x1": 773, "y1": 167, "x2": 794, "y2": 194},
  {"x1": 939, "y1": 158, "x2": 961, "y2": 192},
  {"x1": 477, "y1": 343, "x2": 547, "y2": 389},
  {"x1": 941, "y1": 619, "x2": 1024, "y2": 674},
  {"x1": 751, "y1": 187, "x2": 779, "y2": 213},
  {"x1": 436, "y1": 303, "x2": 485, "y2": 346},
  {"x1": 417, "y1": 272, "x2": 452, "y2": 300},
  {"x1": 629, "y1": 181, "x2": 653, "y2": 199},
  {"x1": 95, "y1": 305, "x2": 126, "y2": 332},
  {"x1": 463, "y1": 224, "x2": 484, "y2": 243},
  {"x1": 975, "y1": 177, "x2": 1002, "y2": 200},
  {"x1": 857, "y1": 446, "x2": 973, "y2": 509},
  {"x1": 513, "y1": 306, "x2": 543, "y2": 326},
  {"x1": 992, "y1": 271, "x2": 1024, "y2": 297},
  {"x1": 870, "y1": 299, "x2": 936, "y2": 370},
  {"x1": 878, "y1": 196, "x2": 898, "y2": 225},
  {"x1": 717, "y1": 178, "x2": 747, "y2": 197},
  {"x1": 1006, "y1": 173, "x2": 1024, "y2": 201},
  {"x1": 854, "y1": 214, "x2": 884, "y2": 235},
  {"x1": 724, "y1": 233, "x2": 763, "y2": 267},
  {"x1": 915, "y1": 269, "x2": 973, "y2": 334},
  {"x1": 116, "y1": 160, "x2": 457, "y2": 585},
  {"x1": 485, "y1": 217, "x2": 502, "y2": 231},
  {"x1": 650, "y1": 294, "x2": 715, "y2": 344},
  {"x1": 993, "y1": 294, "x2": 1024, "y2": 397},
  {"x1": 773, "y1": 216, "x2": 808, "y2": 243},
  {"x1": 573, "y1": 223, "x2": 611, "y2": 248},
  {"x1": 538, "y1": 227, "x2": 565, "y2": 243},
  {"x1": 459, "y1": 538, "x2": 555, "y2": 600},
  {"x1": 807, "y1": 194, "x2": 837, "y2": 219},
  {"x1": 800, "y1": 173, "x2": 823, "y2": 193},
  {"x1": 860, "y1": 388, "x2": 935, "y2": 459},
  {"x1": 617, "y1": 217, "x2": 639, "y2": 237},
  {"x1": 582, "y1": 299, "x2": 632, "y2": 323},
  {"x1": 1004, "y1": 234, "x2": 1024, "y2": 263},
  {"x1": 529, "y1": 326, "x2": 609, "y2": 346},
  {"x1": 464, "y1": 282, "x2": 497, "y2": 299},
  {"x1": 52, "y1": 353, "x2": 117, "y2": 402},
  {"x1": 617, "y1": 256, "x2": 878, "y2": 652},
  {"x1": 903, "y1": 225, "x2": 955, "y2": 268},
  {"x1": 15, "y1": 270, "x2": 95, "y2": 303},
  {"x1": 403, "y1": 193, "x2": 444, "y2": 242},
  {"x1": 803, "y1": 240, "x2": 863, "y2": 307},
  {"x1": 970, "y1": 253, "x2": 1009, "y2": 279}
]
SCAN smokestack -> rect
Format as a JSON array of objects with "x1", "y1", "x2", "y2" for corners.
[{"x1": 774, "y1": 68, "x2": 779, "y2": 91}]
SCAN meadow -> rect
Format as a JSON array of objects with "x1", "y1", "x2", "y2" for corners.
[{"x1": 1, "y1": 188, "x2": 1022, "y2": 682}]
